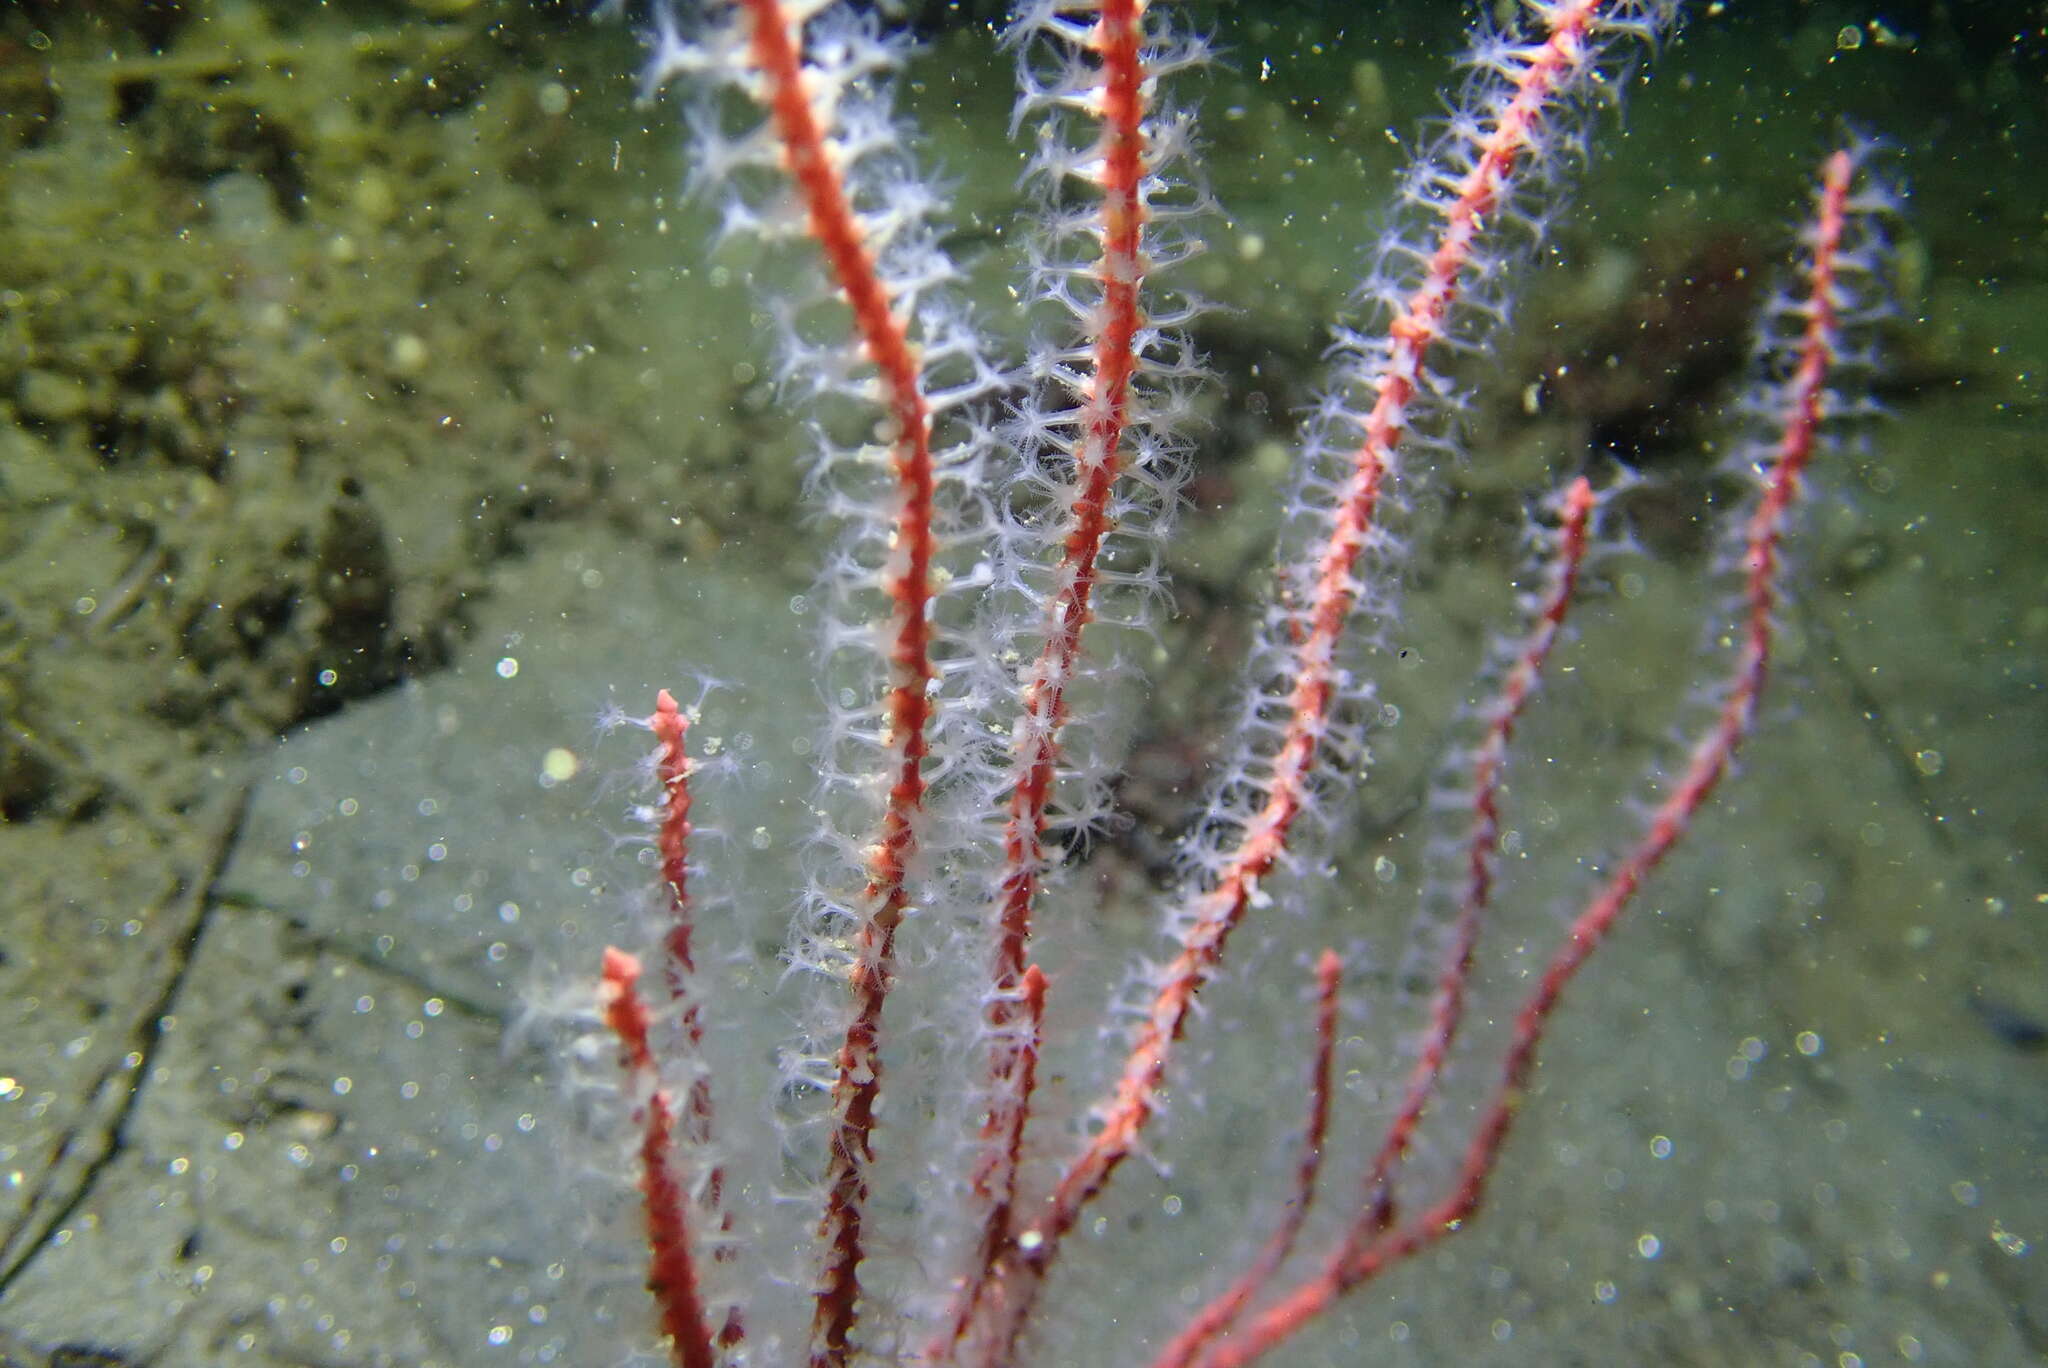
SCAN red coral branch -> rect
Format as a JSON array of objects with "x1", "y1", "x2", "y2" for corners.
[
  {"x1": 601, "y1": 947, "x2": 718, "y2": 1368},
  {"x1": 946, "y1": 0, "x2": 1156, "y2": 1349},
  {"x1": 1152, "y1": 949, "x2": 1345, "y2": 1368},
  {"x1": 1356, "y1": 476, "x2": 1597, "y2": 1236},
  {"x1": 728, "y1": 2, "x2": 945, "y2": 1358}
]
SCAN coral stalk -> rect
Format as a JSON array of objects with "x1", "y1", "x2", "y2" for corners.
[
  {"x1": 947, "y1": 0, "x2": 1161, "y2": 1349},
  {"x1": 600, "y1": 947, "x2": 718, "y2": 1368}
]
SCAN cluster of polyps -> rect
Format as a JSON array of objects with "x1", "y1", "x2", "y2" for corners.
[{"x1": 578, "y1": 1, "x2": 1894, "y2": 1365}]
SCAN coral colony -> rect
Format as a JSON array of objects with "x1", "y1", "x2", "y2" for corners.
[{"x1": 576, "y1": 1, "x2": 1894, "y2": 1364}]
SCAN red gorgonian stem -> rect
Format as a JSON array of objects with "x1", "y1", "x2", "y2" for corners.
[
  {"x1": 725, "y1": 1, "x2": 943, "y2": 1360},
  {"x1": 978, "y1": 5, "x2": 1633, "y2": 1349},
  {"x1": 601, "y1": 947, "x2": 718, "y2": 1368},
  {"x1": 1356, "y1": 476, "x2": 1597, "y2": 1235},
  {"x1": 1151, "y1": 949, "x2": 1345, "y2": 1368},
  {"x1": 647, "y1": 688, "x2": 744, "y2": 1353},
  {"x1": 944, "y1": 0, "x2": 1153, "y2": 1351},
  {"x1": 648, "y1": 687, "x2": 696, "y2": 995},
  {"x1": 1194, "y1": 147, "x2": 1863, "y2": 1368}
]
